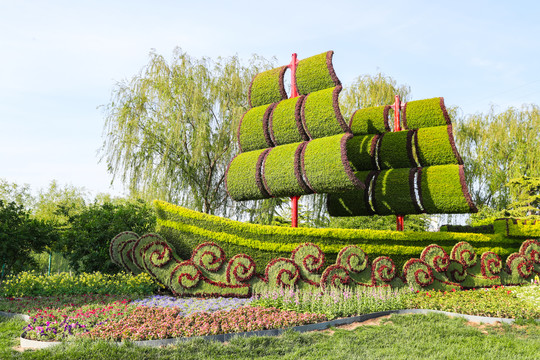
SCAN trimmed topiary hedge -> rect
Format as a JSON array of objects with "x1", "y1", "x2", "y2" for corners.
[
  {"x1": 419, "y1": 165, "x2": 477, "y2": 214},
  {"x1": 440, "y1": 224, "x2": 494, "y2": 234},
  {"x1": 349, "y1": 105, "x2": 391, "y2": 135},
  {"x1": 373, "y1": 168, "x2": 420, "y2": 215},
  {"x1": 377, "y1": 130, "x2": 416, "y2": 169},
  {"x1": 326, "y1": 171, "x2": 372, "y2": 217},
  {"x1": 237, "y1": 103, "x2": 275, "y2": 152},
  {"x1": 268, "y1": 96, "x2": 308, "y2": 145},
  {"x1": 262, "y1": 142, "x2": 313, "y2": 197},
  {"x1": 225, "y1": 149, "x2": 271, "y2": 201},
  {"x1": 493, "y1": 218, "x2": 540, "y2": 238},
  {"x1": 345, "y1": 134, "x2": 378, "y2": 171},
  {"x1": 302, "y1": 133, "x2": 364, "y2": 193},
  {"x1": 248, "y1": 65, "x2": 288, "y2": 108},
  {"x1": 416, "y1": 125, "x2": 462, "y2": 166},
  {"x1": 402, "y1": 97, "x2": 451, "y2": 129},
  {"x1": 295, "y1": 51, "x2": 341, "y2": 95},
  {"x1": 301, "y1": 86, "x2": 350, "y2": 140}
]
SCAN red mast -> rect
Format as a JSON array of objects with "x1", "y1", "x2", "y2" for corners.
[
  {"x1": 392, "y1": 94, "x2": 405, "y2": 231},
  {"x1": 288, "y1": 53, "x2": 300, "y2": 227}
]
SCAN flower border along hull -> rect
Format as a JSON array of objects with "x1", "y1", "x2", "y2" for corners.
[{"x1": 109, "y1": 201, "x2": 540, "y2": 297}]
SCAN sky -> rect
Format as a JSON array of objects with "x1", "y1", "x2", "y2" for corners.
[{"x1": 1, "y1": 0, "x2": 539, "y2": 199}]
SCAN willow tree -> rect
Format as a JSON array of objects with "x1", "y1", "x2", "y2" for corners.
[
  {"x1": 101, "y1": 48, "x2": 275, "y2": 215},
  {"x1": 455, "y1": 104, "x2": 540, "y2": 211}
]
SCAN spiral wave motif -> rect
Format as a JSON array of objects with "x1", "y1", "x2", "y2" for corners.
[
  {"x1": 143, "y1": 240, "x2": 175, "y2": 269},
  {"x1": 291, "y1": 243, "x2": 325, "y2": 274},
  {"x1": 520, "y1": 239, "x2": 540, "y2": 267},
  {"x1": 506, "y1": 253, "x2": 533, "y2": 279},
  {"x1": 265, "y1": 258, "x2": 300, "y2": 288},
  {"x1": 336, "y1": 245, "x2": 368, "y2": 274},
  {"x1": 480, "y1": 252, "x2": 502, "y2": 279},
  {"x1": 170, "y1": 261, "x2": 202, "y2": 290},
  {"x1": 119, "y1": 239, "x2": 141, "y2": 274},
  {"x1": 451, "y1": 242, "x2": 477, "y2": 268},
  {"x1": 420, "y1": 244, "x2": 450, "y2": 272},
  {"x1": 320, "y1": 265, "x2": 350, "y2": 290},
  {"x1": 404, "y1": 259, "x2": 434, "y2": 288},
  {"x1": 109, "y1": 231, "x2": 139, "y2": 267},
  {"x1": 447, "y1": 259, "x2": 467, "y2": 283},
  {"x1": 191, "y1": 242, "x2": 226, "y2": 272},
  {"x1": 226, "y1": 254, "x2": 256, "y2": 285},
  {"x1": 371, "y1": 256, "x2": 396, "y2": 283}
]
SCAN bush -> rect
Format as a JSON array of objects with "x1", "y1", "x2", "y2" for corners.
[{"x1": 60, "y1": 199, "x2": 156, "y2": 274}]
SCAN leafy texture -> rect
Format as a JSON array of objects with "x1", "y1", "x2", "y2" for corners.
[
  {"x1": 402, "y1": 97, "x2": 450, "y2": 129},
  {"x1": 295, "y1": 51, "x2": 339, "y2": 95},
  {"x1": 345, "y1": 134, "x2": 377, "y2": 171},
  {"x1": 378, "y1": 131, "x2": 414, "y2": 169},
  {"x1": 226, "y1": 149, "x2": 270, "y2": 201},
  {"x1": 373, "y1": 168, "x2": 419, "y2": 215},
  {"x1": 248, "y1": 65, "x2": 287, "y2": 108},
  {"x1": 301, "y1": 86, "x2": 349, "y2": 139},
  {"x1": 416, "y1": 125, "x2": 462, "y2": 166},
  {"x1": 349, "y1": 105, "x2": 390, "y2": 135},
  {"x1": 269, "y1": 96, "x2": 307, "y2": 145},
  {"x1": 237, "y1": 103, "x2": 274, "y2": 152},
  {"x1": 327, "y1": 171, "x2": 372, "y2": 216}
]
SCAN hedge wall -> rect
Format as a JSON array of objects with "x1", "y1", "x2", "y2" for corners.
[
  {"x1": 269, "y1": 95, "x2": 308, "y2": 146},
  {"x1": 262, "y1": 142, "x2": 313, "y2": 197},
  {"x1": 349, "y1": 105, "x2": 391, "y2": 135},
  {"x1": 301, "y1": 86, "x2": 350, "y2": 140},
  {"x1": 416, "y1": 125, "x2": 462, "y2": 166},
  {"x1": 302, "y1": 133, "x2": 364, "y2": 193},
  {"x1": 225, "y1": 149, "x2": 271, "y2": 201},
  {"x1": 326, "y1": 171, "x2": 372, "y2": 217},
  {"x1": 295, "y1": 51, "x2": 340, "y2": 95},
  {"x1": 402, "y1": 97, "x2": 451, "y2": 129},
  {"x1": 493, "y1": 218, "x2": 540, "y2": 238},
  {"x1": 237, "y1": 103, "x2": 275, "y2": 152},
  {"x1": 420, "y1": 165, "x2": 477, "y2": 214},
  {"x1": 154, "y1": 200, "x2": 521, "y2": 274},
  {"x1": 248, "y1": 65, "x2": 288, "y2": 108},
  {"x1": 373, "y1": 168, "x2": 420, "y2": 215}
]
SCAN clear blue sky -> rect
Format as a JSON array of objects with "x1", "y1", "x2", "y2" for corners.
[{"x1": 1, "y1": 0, "x2": 539, "y2": 198}]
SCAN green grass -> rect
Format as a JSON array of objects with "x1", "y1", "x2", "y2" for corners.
[{"x1": 1, "y1": 313, "x2": 539, "y2": 359}]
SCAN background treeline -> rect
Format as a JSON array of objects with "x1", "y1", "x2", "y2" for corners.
[{"x1": 2, "y1": 49, "x2": 539, "y2": 276}]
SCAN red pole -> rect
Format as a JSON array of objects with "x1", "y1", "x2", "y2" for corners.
[
  {"x1": 393, "y1": 95, "x2": 404, "y2": 231},
  {"x1": 288, "y1": 53, "x2": 300, "y2": 227}
]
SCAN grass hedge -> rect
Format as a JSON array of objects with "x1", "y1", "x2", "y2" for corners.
[
  {"x1": 269, "y1": 95, "x2": 308, "y2": 145},
  {"x1": 402, "y1": 97, "x2": 451, "y2": 129},
  {"x1": 153, "y1": 200, "x2": 523, "y2": 275},
  {"x1": 262, "y1": 142, "x2": 313, "y2": 197},
  {"x1": 349, "y1": 105, "x2": 391, "y2": 135},
  {"x1": 237, "y1": 103, "x2": 275, "y2": 152},
  {"x1": 326, "y1": 171, "x2": 372, "y2": 216},
  {"x1": 295, "y1": 51, "x2": 340, "y2": 95},
  {"x1": 493, "y1": 218, "x2": 540, "y2": 238},
  {"x1": 302, "y1": 133, "x2": 364, "y2": 193},
  {"x1": 301, "y1": 86, "x2": 350, "y2": 140},
  {"x1": 373, "y1": 168, "x2": 420, "y2": 215},
  {"x1": 420, "y1": 165, "x2": 477, "y2": 214},
  {"x1": 248, "y1": 65, "x2": 287, "y2": 108},
  {"x1": 416, "y1": 125, "x2": 463, "y2": 166},
  {"x1": 345, "y1": 134, "x2": 378, "y2": 171},
  {"x1": 225, "y1": 149, "x2": 271, "y2": 201},
  {"x1": 377, "y1": 131, "x2": 415, "y2": 169}
]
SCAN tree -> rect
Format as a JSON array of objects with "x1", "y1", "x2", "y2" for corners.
[
  {"x1": 101, "y1": 48, "x2": 276, "y2": 216},
  {"x1": 455, "y1": 104, "x2": 540, "y2": 211},
  {"x1": 0, "y1": 200, "x2": 58, "y2": 277},
  {"x1": 504, "y1": 176, "x2": 540, "y2": 218},
  {"x1": 0, "y1": 178, "x2": 34, "y2": 210}
]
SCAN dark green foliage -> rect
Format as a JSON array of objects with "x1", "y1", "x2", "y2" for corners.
[
  {"x1": 416, "y1": 125, "x2": 461, "y2": 166},
  {"x1": 295, "y1": 51, "x2": 339, "y2": 95},
  {"x1": 0, "y1": 200, "x2": 58, "y2": 276},
  {"x1": 263, "y1": 142, "x2": 310, "y2": 197},
  {"x1": 345, "y1": 134, "x2": 377, "y2": 171},
  {"x1": 270, "y1": 96, "x2": 307, "y2": 145},
  {"x1": 302, "y1": 134, "x2": 362, "y2": 194},
  {"x1": 440, "y1": 224, "x2": 494, "y2": 234},
  {"x1": 420, "y1": 165, "x2": 476, "y2": 214},
  {"x1": 226, "y1": 149, "x2": 270, "y2": 201},
  {"x1": 349, "y1": 105, "x2": 390, "y2": 135},
  {"x1": 327, "y1": 171, "x2": 372, "y2": 216},
  {"x1": 403, "y1": 97, "x2": 450, "y2": 129},
  {"x1": 378, "y1": 131, "x2": 413, "y2": 169},
  {"x1": 60, "y1": 199, "x2": 156, "y2": 274},
  {"x1": 373, "y1": 168, "x2": 419, "y2": 215},
  {"x1": 493, "y1": 218, "x2": 540, "y2": 238},
  {"x1": 238, "y1": 103, "x2": 274, "y2": 152},
  {"x1": 302, "y1": 86, "x2": 349, "y2": 139},
  {"x1": 249, "y1": 65, "x2": 287, "y2": 108}
]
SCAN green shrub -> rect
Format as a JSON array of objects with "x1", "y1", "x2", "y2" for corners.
[
  {"x1": 262, "y1": 142, "x2": 312, "y2": 197},
  {"x1": 349, "y1": 105, "x2": 390, "y2": 135},
  {"x1": 301, "y1": 86, "x2": 349, "y2": 139},
  {"x1": 249, "y1": 65, "x2": 287, "y2": 108},
  {"x1": 302, "y1": 133, "x2": 364, "y2": 194},
  {"x1": 269, "y1": 96, "x2": 308, "y2": 145},
  {"x1": 345, "y1": 134, "x2": 377, "y2": 171},
  {"x1": 402, "y1": 97, "x2": 450, "y2": 129},
  {"x1": 416, "y1": 125, "x2": 462, "y2": 166},
  {"x1": 226, "y1": 149, "x2": 271, "y2": 201},
  {"x1": 237, "y1": 103, "x2": 275, "y2": 152},
  {"x1": 420, "y1": 165, "x2": 477, "y2": 214},
  {"x1": 493, "y1": 218, "x2": 540, "y2": 238},
  {"x1": 60, "y1": 199, "x2": 156, "y2": 274},
  {"x1": 377, "y1": 130, "x2": 415, "y2": 169},
  {"x1": 295, "y1": 51, "x2": 340, "y2": 95},
  {"x1": 0, "y1": 271, "x2": 157, "y2": 297},
  {"x1": 373, "y1": 168, "x2": 420, "y2": 215}
]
